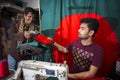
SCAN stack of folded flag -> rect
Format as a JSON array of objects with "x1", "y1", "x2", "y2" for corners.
[{"x1": 34, "y1": 34, "x2": 53, "y2": 44}]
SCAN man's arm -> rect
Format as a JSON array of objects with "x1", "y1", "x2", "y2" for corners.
[
  {"x1": 53, "y1": 42, "x2": 69, "y2": 53},
  {"x1": 68, "y1": 65, "x2": 98, "y2": 79}
]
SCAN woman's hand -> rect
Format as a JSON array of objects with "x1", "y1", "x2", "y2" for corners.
[{"x1": 24, "y1": 31, "x2": 31, "y2": 39}]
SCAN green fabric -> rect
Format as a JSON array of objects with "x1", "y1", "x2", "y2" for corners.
[
  {"x1": 17, "y1": 40, "x2": 54, "y2": 62},
  {"x1": 40, "y1": 0, "x2": 120, "y2": 43}
]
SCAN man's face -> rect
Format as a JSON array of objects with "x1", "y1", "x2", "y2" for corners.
[
  {"x1": 78, "y1": 23, "x2": 91, "y2": 39},
  {"x1": 24, "y1": 12, "x2": 35, "y2": 24}
]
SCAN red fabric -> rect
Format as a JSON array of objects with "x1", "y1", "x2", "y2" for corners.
[
  {"x1": 85, "y1": 77, "x2": 106, "y2": 80},
  {"x1": 34, "y1": 34, "x2": 53, "y2": 44},
  {"x1": 0, "y1": 59, "x2": 9, "y2": 77},
  {"x1": 117, "y1": 58, "x2": 120, "y2": 62},
  {"x1": 72, "y1": 77, "x2": 106, "y2": 80},
  {"x1": 53, "y1": 13, "x2": 120, "y2": 78}
]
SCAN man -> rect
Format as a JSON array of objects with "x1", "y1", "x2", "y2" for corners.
[
  {"x1": 8, "y1": 7, "x2": 39, "y2": 70},
  {"x1": 53, "y1": 18, "x2": 103, "y2": 79}
]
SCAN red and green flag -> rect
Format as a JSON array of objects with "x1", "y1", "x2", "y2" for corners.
[{"x1": 40, "y1": 0, "x2": 120, "y2": 78}]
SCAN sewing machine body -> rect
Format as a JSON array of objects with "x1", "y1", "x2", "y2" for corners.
[{"x1": 12, "y1": 60, "x2": 68, "y2": 80}]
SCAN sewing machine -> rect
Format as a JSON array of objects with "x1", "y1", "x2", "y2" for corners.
[{"x1": 11, "y1": 60, "x2": 69, "y2": 80}]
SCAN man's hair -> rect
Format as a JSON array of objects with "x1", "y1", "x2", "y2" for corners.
[
  {"x1": 24, "y1": 7, "x2": 35, "y2": 15},
  {"x1": 80, "y1": 18, "x2": 99, "y2": 36}
]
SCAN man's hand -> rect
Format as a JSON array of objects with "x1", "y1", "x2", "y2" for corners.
[
  {"x1": 68, "y1": 65, "x2": 98, "y2": 79},
  {"x1": 24, "y1": 31, "x2": 31, "y2": 39}
]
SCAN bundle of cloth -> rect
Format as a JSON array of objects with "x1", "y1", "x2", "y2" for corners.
[{"x1": 17, "y1": 34, "x2": 54, "y2": 62}]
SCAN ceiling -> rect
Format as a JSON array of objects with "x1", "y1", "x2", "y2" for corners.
[{"x1": 0, "y1": 0, "x2": 26, "y2": 13}]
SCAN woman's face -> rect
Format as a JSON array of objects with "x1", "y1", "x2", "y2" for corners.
[{"x1": 24, "y1": 12, "x2": 35, "y2": 24}]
